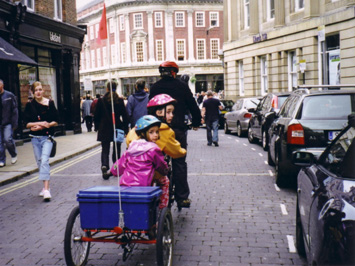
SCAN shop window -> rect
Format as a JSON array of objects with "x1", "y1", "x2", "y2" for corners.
[
  {"x1": 288, "y1": 51, "x2": 297, "y2": 91},
  {"x1": 54, "y1": 0, "x2": 62, "y2": 21},
  {"x1": 155, "y1": 12, "x2": 162, "y2": 27},
  {"x1": 175, "y1": 12, "x2": 185, "y2": 27},
  {"x1": 196, "y1": 12, "x2": 205, "y2": 27},
  {"x1": 176, "y1": 39, "x2": 185, "y2": 61},
  {"x1": 324, "y1": 34, "x2": 340, "y2": 85}
]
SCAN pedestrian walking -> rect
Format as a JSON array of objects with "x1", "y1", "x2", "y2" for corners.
[
  {"x1": 0, "y1": 79, "x2": 18, "y2": 167},
  {"x1": 23, "y1": 81, "x2": 59, "y2": 201},
  {"x1": 94, "y1": 79, "x2": 129, "y2": 179},
  {"x1": 149, "y1": 61, "x2": 201, "y2": 209},
  {"x1": 90, "y1": 94, "x2": 100, "y2": 131},
  {"x1": 82, "y1": 94, "x2": 93, "y2": 132},
  {"x1": 125, "y1": 78, "x2": 149, "y2": 128},
  {"x1": 201, "y1": 90, "x2": 223, "y2": 147}
]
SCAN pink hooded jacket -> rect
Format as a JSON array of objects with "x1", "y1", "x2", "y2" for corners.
[{"x1": 111, "y1": 139, "x2": 168, "y2": 186}]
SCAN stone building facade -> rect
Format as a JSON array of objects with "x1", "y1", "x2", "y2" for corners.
[
  {"x1": 223, "y1": 0, "x2": 355, "y2": 99},
  {"x1": 77, "y1": 0, "x2": 224, "y2": 97}
]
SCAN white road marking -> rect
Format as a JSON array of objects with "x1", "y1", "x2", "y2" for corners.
[
  {"x1": 287, "y1": 235, "x2": 297, "y2": 253},
  {"x1": 243, "y1": 143, "x2": 248, "y2": 146},
  {"x1": 268, "y1": 170, "x2": 274, "y2": 176},
  {"x1": 235, "y1": 139, "x2": 239, "y2": 143},
  {"x1": 274, "y1": 184, "x2": 280, "y2": 191},
  {"x1": 228, "y1": 137, "x2": 232, "y2": 139},
  {"x1": 259, "y1": 153, "x2": 263, "y2": 157},
  {"x1": 280, "y1": 204, "x2": 288, "y2": 215},
  {"x1": 264, "y1": 161, "x2": 268, "y2": 165},
  {"x1": 251, "y1": 148, "x2": 256, "y2": 151}
]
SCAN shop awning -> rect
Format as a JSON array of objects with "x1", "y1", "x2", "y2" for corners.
[{"x1": 0, "y1": 37, "x2": 37, "y2": 65}]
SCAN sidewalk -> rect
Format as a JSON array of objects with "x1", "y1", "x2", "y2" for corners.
[{"x1": 0, "y1": 127, "x2": 99, "y2": 186}]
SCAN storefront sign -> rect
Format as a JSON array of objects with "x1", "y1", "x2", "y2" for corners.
[
  {"x1": 84, "y1": 78, "x2": 93, "y2": 91},
  {"x1": 49, "y1": 32, "x2": 61, "y2": 43},
  {"x1": 253, "y1": 33, "x2": 267, "y2": 43},
  {"x1": 329, "y1": 50, "x2": 340, "y2": 85}
]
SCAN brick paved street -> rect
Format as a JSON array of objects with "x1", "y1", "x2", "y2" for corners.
[{"x1": 0, "y1": 129, "x2": 307, "y2": 266}]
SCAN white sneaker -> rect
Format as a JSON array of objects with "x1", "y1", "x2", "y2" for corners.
[
  {"x1": 39, "y1": 188, "x2": 47, "y2": 197},
  {"x1": 0, "y1": 162, "x2": 4, "y2": 167},
  {"x1": 43, "y1": 190, "x2": 52, "y2": 201},
  {"x1": 11, "y1": 156, "x2": 17, "y2": 164}
]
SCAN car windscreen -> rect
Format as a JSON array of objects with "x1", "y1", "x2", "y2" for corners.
[
  {"x1": 245, "y1": 99, "x2": 259, "y2": 109},
  {"x1": 301, "y1": 95, "x2": 352, "y2": 120},
  {"x1": 277, "y1": 96, "x2": 288, "y2": 109}
]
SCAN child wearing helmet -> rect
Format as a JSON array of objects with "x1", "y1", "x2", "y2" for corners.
[
  {"x1": 110, "y1": 115, "x2": 170, "y2": 209},
  {"x1": 126, "y1": 94, "x2": 186, "y2": 159}
]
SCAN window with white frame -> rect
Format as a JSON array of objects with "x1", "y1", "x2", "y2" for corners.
[
  {"x1": 102, "y1": 47, "x2": 107, "y2": 65},
  {"x1": 54, "y1": 0, "x2": 62, "y2": 20},
  {"x1": 176, "y1": 39, "x2": 185, "y2": 61},
  {"x1": 90, "y1": 26, "x2": 94, "y2": 40},
  {"x1": 244, "y1": 0, "x2": 250, "y2": 29},
  {"x1": 121, "y1": 43, "x2": 126, "y2": 63},
  {"x1": 155, "y1": 12, "x2": 163, "y2": 27},
  {"x1": 95, "y1": 24, "x2": 99, "y2": 39},
  {"x1": 156, "y1": 40, "x2": 164, "y2": 61},
  {"x1": 175, "y1": 12, "x2": 185, "y2": 27},
  {"x1": 210, "y1": 39, "x2": 219, "y2": 59},
  {"x1": 196, "y1": 39, "x2": 206, "y2": 60},
  {"x1": 85, "y1": 50, "x2": 90, "y2": 69},
  {"x1": 210, "y1": 12, "x2": 219, "y2": 27},
  {"x1": 260, "y1": 56, "x2": 268, "y2": 94},
  {"x1": 96, "y1": 48, "x2": 101, "y2": 67},
  {"x1": 21, "y1": 0, "x2": 34, "y2": 12},
  {"x1": 134, "y1": 13, "x2": 143, "y2": 29},
  {"x1": 239, "y1": 61, "x2": 245, "y2": 96},
  {"x1": 135, "y1": 42, "x2": 144, "y2": 62},
  {"x1": 267, "y1": 0, "x2": 275, "y2": 20},
  {"x1": 109, "y1": 18, "x2": 114, "y2": 33},
  {"x1": 111, "y1": 44, "x2": 116, "y2": 65},
  {"x1": 196, "y1": 12, "x2": 205, "y2": 27},
  {"x1": 288, "y1": 51, "x2": 298, "y2": 91},
  {"x1": 295, "y1": 0, "x2": 304, "y2": 11},
  {"x1": 91, "y1": 50, "x2": 95, "y2": 68},
  {"x1": 119, "y1": 15, "x2": 125, "y2": 31}
]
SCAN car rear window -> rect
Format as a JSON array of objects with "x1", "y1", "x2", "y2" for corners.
[
  {"x1": 245, "y1": 99, "x2": 259, "y2": 109},
  {"x1": 301, "y1": 95, "x2": 352, "y2": 120},
  {"x1": 277, "y1": 96, "x2": 288, "y2": 108}
]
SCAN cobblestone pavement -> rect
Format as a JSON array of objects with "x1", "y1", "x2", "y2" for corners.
[{"x1": 0, "y1": 129, "x2": 307, "y2": 266}]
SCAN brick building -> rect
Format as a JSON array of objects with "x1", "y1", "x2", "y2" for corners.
[
  {"x1": 77, "y1": 0, "x2": 224, "y2": 97},
  {"x1": 0, "y1": 0, "x2": 85, "y2": 138},
  {"x1": 222, "y1": 0, "x2": 355, "y2": 99}
]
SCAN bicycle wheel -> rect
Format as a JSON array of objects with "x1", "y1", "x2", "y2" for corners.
[
  {"x1": 156, "y1": 208, "x2": 174, "y2": 266},
  {"x1": 64, "y1": 206, "x2": 90, "y2": 266}
]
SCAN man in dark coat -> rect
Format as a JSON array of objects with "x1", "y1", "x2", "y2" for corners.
[{"x1": 149, "y1": 61, "x2": 201, "y2": 209}]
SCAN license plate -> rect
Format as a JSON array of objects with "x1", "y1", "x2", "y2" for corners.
[{"x1": 328, "y1": 131, "x2": 340, "y2": 141}]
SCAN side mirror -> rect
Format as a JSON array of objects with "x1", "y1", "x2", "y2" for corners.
[
  {"x1": 348, "y1": 113, "x2": 355, "y2": 128},
  {"x1": 292, "y1": 151, "x2": 315, "y2": 167},
  {"x1": 248, "y1": 108, "x2": 256, "y2": 113}
]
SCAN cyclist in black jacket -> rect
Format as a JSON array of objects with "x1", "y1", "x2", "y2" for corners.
[{"x1": 149, "y1": 61, "x2": 202, "y2": 209}]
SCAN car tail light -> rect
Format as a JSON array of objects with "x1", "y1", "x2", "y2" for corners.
[
  {"x1": 244, "y1": 113, "x2": 252, "y2": 118},
  {"x1": 272, "y1": 95, "x2": 278, "y2": 109},
  {"x1": 287, "y1": 124, "x2": 305, "y2": 145}
]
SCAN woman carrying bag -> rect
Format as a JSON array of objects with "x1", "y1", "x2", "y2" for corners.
[{"x1": 23, "y1": 81, "x2": 58, "y2": 201}]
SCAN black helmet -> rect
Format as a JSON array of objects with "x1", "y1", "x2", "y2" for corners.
[{"x1": 180, "y1": 74, "x2": 190, "y2": 83}]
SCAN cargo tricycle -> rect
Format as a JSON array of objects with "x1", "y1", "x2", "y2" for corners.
[{"x1": 64, "y1": 186, "x2": 173, "y2": 266}]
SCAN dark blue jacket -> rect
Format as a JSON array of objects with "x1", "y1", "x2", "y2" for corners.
[
  {"x1": 126, "y1": 90, "x2": 149, "y2": 127},
  {"x1": 0, "y1": 90, "x2": 18, "y2": 129}
]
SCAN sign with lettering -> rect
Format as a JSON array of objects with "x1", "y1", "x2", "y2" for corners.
[
  {"x1": 49, "y1": 32, "x2": 61, "y2": 43},
  {"x1": 253, "y1": 33, "x2": 267, "y2": 43}
]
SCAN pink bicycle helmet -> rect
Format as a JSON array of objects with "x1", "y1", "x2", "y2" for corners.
[{"x1": 147, "y1": 94, "x2": 176, "y2": 108}]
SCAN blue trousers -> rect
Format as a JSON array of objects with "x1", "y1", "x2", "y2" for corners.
[
  {"x1": 206, "y1": 119, "x2": 219, "y2": 144},
  {"x1": 0, "y1": 124, "x2": 17, "y2": 164}
]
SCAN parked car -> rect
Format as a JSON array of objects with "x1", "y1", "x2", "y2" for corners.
[
  {"x1": 219, "y1": 99, "x2": 235, "y2": 129},
  {"x1": 268, "y1": 85, "x2": 355, "y2": 187},
  {"x1": 224, "y1": 97, "x2": 260, "y2": 136},
  {"x1": 247, "y1": 92, "x2": 290, "y2": 150},
  {"x1": 293, "y1": 114, "x2": 355, "y2": 265}
]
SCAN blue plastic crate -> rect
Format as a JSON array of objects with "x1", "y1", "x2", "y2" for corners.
[{"x1": 77, "y1": 186, "x2": 162, "y2": 230}]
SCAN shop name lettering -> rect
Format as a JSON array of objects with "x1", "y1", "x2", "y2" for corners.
[
  {"x1": 253, "y1": 33, "x2": 267, "y2": 43},
  {"x1": 49, "y1": 32, "x2": 61, "y2": 43}
]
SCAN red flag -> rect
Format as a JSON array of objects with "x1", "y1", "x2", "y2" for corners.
[{"x1": 98, "y1": 4, "x2": 107, "y2": 40}]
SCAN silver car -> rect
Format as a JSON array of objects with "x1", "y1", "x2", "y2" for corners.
[{"x1": 224, "y1": 97, "x2": 260, "y2": 136}]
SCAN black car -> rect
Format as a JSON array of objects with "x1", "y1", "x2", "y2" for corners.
[
  {"x1": 247, "y1": 92, "x2": 290, "y2": 150},
  {"x1": 268, "y1": 85, "x2": 355, "y2": 187},
  {"x1": 293, "y1": 114, "x2": 355, "y2": 265},
  {"x1": 219, "y1": 99, "x2": 234, "y2": 129}
]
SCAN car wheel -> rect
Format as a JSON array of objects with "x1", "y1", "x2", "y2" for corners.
[
  {"x1": 224, "y1": 122, "x2": 230, "y2": 134},
  {"x1": 267, "y1": 148, "x2": 275, "y2": 166},
  {"x1": 236, "y1": 122, "x2": 243, "y2": 137},
  {"x1": 296, "y1": 200, "x2": 306, "y2": 257},
  {"x1": 275, "y1": 151, "x2": 287, "y2": 188},
  {"x1": 248, "y1": 127, "x2": 257, "y2": 144},
  {"x1": 262, "y1": 130, "x2": 268, "y2": 151}
]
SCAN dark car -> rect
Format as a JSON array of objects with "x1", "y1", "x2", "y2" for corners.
[
  {"x1": 219, "y1": 99, "x2": 234, "y2": 129},
  {"x1": 224, "y1": 97, "x2": 260, "y2": 136},
  {"x1": 268, "y1": 85, "x2": 355, "y2": 187},
  {"x1": 293, "y1": 114, "x2": 355, "y2": 265},
  {"x1": 247, "y1": 92, "x2": 290, "y2": 150}
]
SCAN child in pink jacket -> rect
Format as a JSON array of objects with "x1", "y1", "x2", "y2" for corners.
[{"x1": 111, "y1": 115, "x2": 169, "y2": 209}]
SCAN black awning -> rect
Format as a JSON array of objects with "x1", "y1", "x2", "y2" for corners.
[{"x1": 0, "y1": 37, "x2": 37, "y2": 66}]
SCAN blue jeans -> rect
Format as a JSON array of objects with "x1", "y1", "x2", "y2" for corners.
[
  {"x1": 0, "y1": 124, "x2": 17, "y2": 163},
  {"x1": 31, "y1": 136, "x2": 53, "y2": 181},
  {"x1": 206, "y1": 119, "x2": 219, "y2": 144}
]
